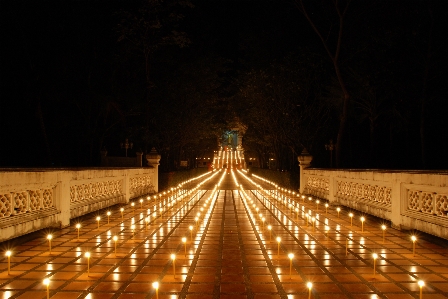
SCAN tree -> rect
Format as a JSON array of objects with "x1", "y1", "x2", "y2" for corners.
[{"x1": 294, "y1": 0, "x2": 352, "y2": 167}]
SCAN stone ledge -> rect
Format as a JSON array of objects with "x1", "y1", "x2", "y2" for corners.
[
  {"x1": 0, "y1": 207, "x2": 61, "y2": 242},
  {"x1": 70, "y1": 194, "x2": 126, "y2": 218}
]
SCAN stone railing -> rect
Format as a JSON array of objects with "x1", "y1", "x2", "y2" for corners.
[
  {"x1": 297, "y1": 164, "x2": 448, "y2": 240},
  {"x1": 0, "y1": 167, "x2": 157, "y2": 242}
]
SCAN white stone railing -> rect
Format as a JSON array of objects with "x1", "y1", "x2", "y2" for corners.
[
  {"x1": 0, "y1": 167, "x2": 157, "y2": 242},
  {"x1": 299, "y1": 168, "x2": 448, "y2": 240}
]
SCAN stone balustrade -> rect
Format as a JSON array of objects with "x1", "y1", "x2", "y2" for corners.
[
  {"x1": 298, "y1": 152, "x2": 448, "y2": 239},
  {"x1": 0, "y1": 167, "x2": 157, "y2": 242}
]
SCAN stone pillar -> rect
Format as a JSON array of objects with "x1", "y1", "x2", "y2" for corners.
[
  {"x1": 146, "y1": 147, "x2": 161, "y2": 192},
  {"x1": 136, "y1": 151, "x2": 143, "y2": 167},
  {"x1": 297, "y1": 148, "x2": 313, "y2": 194},
  {"x1": 390, "y1": 180, "x2": 402, "y2": 230},
  {"x1": 100, "y1": 149, "x2": 108, "y2": 166},
  {"x1": 57, "y1": 171, "x2": 71, "y2": 227}
]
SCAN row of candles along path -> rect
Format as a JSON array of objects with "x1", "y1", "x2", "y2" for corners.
[
  {"x1": 2, "y1": 170, "x2": 222, "y2": 299},
  {"x1": 233, "y1": 169, "x2": 428, "y2": 299},
  {"x1": 2, "y1": 169, "x2": 427, "y2": 299}
]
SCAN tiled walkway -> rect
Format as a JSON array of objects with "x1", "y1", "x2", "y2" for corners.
[{"x1": 1, "y1": 170, "x2": 448, "y2": 299}]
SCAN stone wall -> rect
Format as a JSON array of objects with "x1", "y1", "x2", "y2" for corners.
[
  {"x1": 0, "y1": 167, "x2": 157, "y2": 242},
  {"x1": 299, "y1": 167, "x2": 448, "y2": 239}
]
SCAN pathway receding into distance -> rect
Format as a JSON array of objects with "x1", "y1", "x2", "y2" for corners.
[{"x1": 1, "y1": 169, "x2": 448, "y2": 299}]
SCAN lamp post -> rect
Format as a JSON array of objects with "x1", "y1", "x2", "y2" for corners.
[
  {"x1": 325, "y1": 139, "x2": 334, "y2": 168},
  {"x1": 120, "y1": 138, "x2": 133, "y2": 157},
  {"x1": 107, "y1": 211, "x2": 111, "y2": 224}
]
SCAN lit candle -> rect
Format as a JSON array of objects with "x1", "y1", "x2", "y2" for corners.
[
  {"x1": 85, "y1": 252, "x2": 91, "y2": 276},
  {"x1": 411, "y1": 235, "x2": 417, "y2": 257},
  {"x1": 325, "y1": 203, "x2": 328, "y2": 214},
  {"x1": 43, "y1": 278, "x2": 50, "y2": 299},
  {"x1": 349, "y1": 213, "x2": 354, "y2": 227},
  {"x1": 268, "y1": 225, "x2": 272, "y2": 242},
  {"x1": 288, "y1": 253, "x2": 294, "y2": 279},
  {"x1": 316, "y1": 200, "x2": 320, "y2": 210},
  {"x1": 96, "y1": 216, "x2": 101, "y2": 230},
  {"x1": 145, "y1": 217, "x2": 150, "y2": 230},
  {"x1": 346, "y1": 237, "x2": 349, "y2": 256},
  {"x1": 5, "y1": 251, "x2": 11, "y2": 275},
  {"x1": 131, "y1": 202, "x2": 135, "y2": 213},
  {"x1": 381, "y1": 225, "x2": 386, "y2": 243},
  {"x1": 337, "y1": 207, "x2": 341, "y2": 218},
  {"x1": 120, "y1": 207, "x2": 124, "y2": 219},
  {"x1": 312, "y1": 217, "x2": 316, "y2": 232},
  {"x1": 171, "y1": 254, "x2": 176, "y2": 278},
  {"x1": 307, "y1": 282, "x2": 312, "y2": 299},
  {"x1": 418, "y1": 280, "x2": 424, "y2": 299},
  {"x1": 153, "y1": 281, "x2": 159, "y2": 299},
  {"x1": 360, "y1": 216, "x2": 365, "y2": 232},
  {"x1": 140, "y1": 198, "x2": 143, "y2": 209},
  {"x1": 107, "y1": 211, "x2": 111, "y2": 224},
  {"x1": 276, "y1": 237, "x2": 281, "y2": 257},
  {"x1": 76, "y1": 223, "x2": 81, "y2": 240},
  {"x1": 372, "y1": 253, "x2": 378, "y2": 275},
  {"x1": 182, "y1": 237, "x2": 187, "y2": 257},
  {"x1": 113, "y1": 236, "x2": 118, "y2": 256},
  {"x1": 189, "y1": 225, "x2": 193, "y2": 241},
  {"x1": 47, "y1": 234, "x2": 53, "y2": 255}
]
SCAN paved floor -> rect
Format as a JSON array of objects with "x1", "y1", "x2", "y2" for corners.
[{"x1": 1, "y1": 170, "x2": 448, "y2": 299}]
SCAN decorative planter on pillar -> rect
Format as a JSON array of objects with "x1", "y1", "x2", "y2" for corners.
[
  {"x1": 146, "y1": 147, "x2": 161, "y2": 193},
  {"x1": 297, "y1": 148, "x2": 313, "y2": 194}
]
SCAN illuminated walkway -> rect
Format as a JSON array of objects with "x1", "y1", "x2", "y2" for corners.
[{"x1": 1, "y1": 170, "x2": 448, "y2": 299}]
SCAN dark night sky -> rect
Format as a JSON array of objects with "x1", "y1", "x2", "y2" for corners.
[{"x1": 1, "y1": 0, "x2": 447, "y2": 169}]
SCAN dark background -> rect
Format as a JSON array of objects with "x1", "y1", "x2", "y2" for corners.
[{"x1": 1, "y1": 0, "x2": 447, "y2": 171}]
